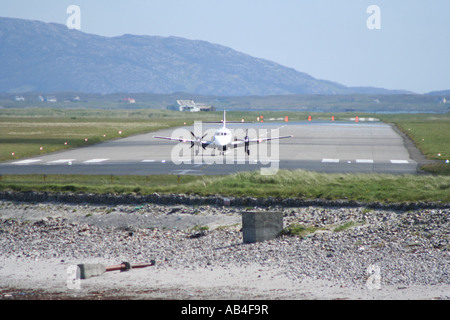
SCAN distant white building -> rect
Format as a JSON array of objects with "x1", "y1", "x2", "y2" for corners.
[
  {"x1": 177, "y1": 100, "x2": 200, "y2": 112},
  {"x1": 46, "y1": 96, "x2": 57, "y2": 102},
  {"x1": 176, "y1": 100, "x2": 215, "y2": 112}
]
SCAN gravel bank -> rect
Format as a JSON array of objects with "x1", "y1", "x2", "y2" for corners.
[{"x1": 0, "y1": 200, "x2": 449, "y2": 300}]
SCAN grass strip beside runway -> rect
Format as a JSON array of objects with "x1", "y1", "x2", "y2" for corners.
[
  {"x1": 379, "y1": 113, "x2": 450, "y2": 175},
  {"x1": 1, "y1": 170, "x2": 449, "y2": 203}
]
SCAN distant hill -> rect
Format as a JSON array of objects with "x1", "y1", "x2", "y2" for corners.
[
  {"x1": 426, "y1": 90, "x2": 450, "y2": 96},
  {"x1": 0, "y1": 17, "x2": 411, "y2": 96}
]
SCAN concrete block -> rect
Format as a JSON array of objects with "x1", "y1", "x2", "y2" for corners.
[
  {"x1": 242, "y1": 211, "x2": 283, "y2": 243},
  {"x1": 77, "y1": 263, "x2": 106, "y2": 279}
]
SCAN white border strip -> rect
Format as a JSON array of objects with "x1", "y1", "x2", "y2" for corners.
[
  {"x1": 356, "y1": 159, "x2": 374, "y2": 164},
  {"x1": 322, "y1": 159, "x2": 340, "y2": 163},
  {"x1": 47, "y1": 159, "x2": 76, "y2": 164},
  {"x1": 12, "y1": 159, "x2": 42, "y2": 165},
  {"x1": 390, "y1": 160, "x2": 409, "y2": 164},
  {"x1": 83, "y1": 159, "x2": 109, "y2": 164}
]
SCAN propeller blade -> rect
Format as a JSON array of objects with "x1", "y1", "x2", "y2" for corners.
[
  {"x1": 191, "y1": 131, "x2": 207, "y2": 141},
  {"x1": 244, "y1": 129, "x2": 249, "y2": 155}
]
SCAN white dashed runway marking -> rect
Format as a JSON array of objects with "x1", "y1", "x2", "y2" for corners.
[
  {"x1": 10, "y1": 158, "x2": 412, "y2": 166},
  {"x1": 322, "y1": 159, "x2": 340, "y2": 163},
  {"x1": 82, "y1": 159, "x2": 109, "y2": 164},
  {"x1": 390, "y1": 160, "x2": 409, "y2": 164},
  {"x1": 47, "y1": 159, "x2": 76, "y2": 164},
  {"x1": 12, "y1": 159, "x2": 42, "y2": 165},
  {"x1": 320, "y1": 159, "x2": 410, "y2": 164},
  {"x1": 356, "y1": 159, "x2": 374, "y2": 164}
]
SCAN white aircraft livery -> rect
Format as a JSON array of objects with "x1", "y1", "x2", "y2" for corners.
[{"x1": 153, "y1": 110, "x2": 293, "y2": 156}]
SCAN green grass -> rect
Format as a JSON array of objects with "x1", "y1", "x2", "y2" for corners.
[
  {"x1": 280, "y1": 223, "x2": 324, "y2": 237},
  {"x1": 0, "y1": 108, "x2": 220, "y2": 162},
  {"x1": 333, "y1": 221, "x2": 362, "y2": 232},
  {"x1": 378, "y1": 113, "x2": 450, "y2": 175},
  {"x1": 193, "y1": 170, "x2": 450, "y2": 202},
  {"x1": 398, "y1": 120, "x2": 449, "y2": 160},
  {"x1": 280, "y1": 220, "x2": 365, "y2": 238},
  {"x1": 0, "y1": 174, "x2": 200, "y2": 194},
  {"x1": 1, "y1": 170, "x2": 449, "y2": 203}
]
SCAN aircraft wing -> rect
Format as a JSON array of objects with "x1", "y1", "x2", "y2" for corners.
[
  {"x1": 248, "y1": 135, "x2": 293, "y2": 143},
  {"x1": 231, "y1": 135, "x2": 292, "y2": 146},
  {"x1": 231, "y1": 134, "x2": 292, "y2": 155},
  {"x1": 153, "y1": 135, "x2": 196, "y2": 143},
  {"x1": 153, "y1": 135, "x2": 213, "y2": 148}
]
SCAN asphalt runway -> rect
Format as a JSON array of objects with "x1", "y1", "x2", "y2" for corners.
[{"x1": 0, "y1": 121, "x2": 418, "y2": 176}]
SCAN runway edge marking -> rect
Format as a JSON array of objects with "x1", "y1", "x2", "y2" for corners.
[
  {"x1": 356, "y1": 159, "x2": 374, "y2": 164},
  {"x1": 390, "y1": 160, "x2": 409, "y2": 164},
  {"x1": 322, "y1": 159, "x2": 340, "y2": 163},
  {"x1": 83, "y1": 159, "x2": 109, "y2": 164},
  {"x1": 12, "y1": 159, "x2": 42, "y2": 165}
]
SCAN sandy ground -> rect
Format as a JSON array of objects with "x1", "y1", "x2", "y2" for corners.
[{"x1": 1, "y1": 256, "x2": 449, "y2": 300}]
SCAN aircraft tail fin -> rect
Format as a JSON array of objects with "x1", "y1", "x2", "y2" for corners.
[{"x1": 223, "y1": 110, "x2": 226, "y2": 128}]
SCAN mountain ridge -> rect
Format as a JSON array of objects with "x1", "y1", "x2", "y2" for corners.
[{"x1": 0, "y1": 16, "x2": 414, "y2": 96}]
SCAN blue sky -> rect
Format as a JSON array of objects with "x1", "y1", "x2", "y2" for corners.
[{"x1": 1, "y1": 0, "x2": 449, "y2": 93}]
